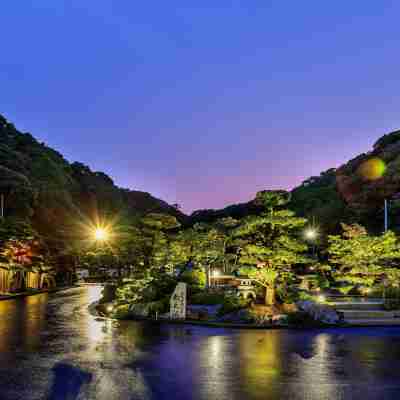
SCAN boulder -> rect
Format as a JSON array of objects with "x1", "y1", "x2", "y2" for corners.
[
  {"x1": 218, "y1": 309, "x2": 254, "y2": 323},
  {"x1": 271, "y1": 314, "x2": 289, "y2": 325},
  {"x1": 296, "y1": 300, "x2": 340, "y2": 324},
  {"x1": 95, "y1": 302, "x2": 115, "y2": 317},
  {"x1": 186, "y1": 306, "x2": 210, "y2": 320},
  {"x1": 253, "y1": 314, "x2": 272, "y2": 326},
  {"x1": 187, "y1": 305, "x2": 221, "y2": 320}
]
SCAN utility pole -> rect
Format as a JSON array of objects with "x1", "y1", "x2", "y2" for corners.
[
  {"x1": 1, "y1": 194, "x2": 4, "y2": 218},
  {"x1": 384, "y1": 199, "x2": 388, "y2": 233}
]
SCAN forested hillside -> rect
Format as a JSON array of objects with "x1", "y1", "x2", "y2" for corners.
[
  {"x1": 191, "y1": 130, "x2": 400, "y2": 235},
  {"x1": 0, "y1": 114, "x2": 184, "y2": 256}
]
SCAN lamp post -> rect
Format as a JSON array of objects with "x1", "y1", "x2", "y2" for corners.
[
  {"x1": 93, "y1": 227, "x2": 109, "y2": 242},
  {"x1": 383, "y1": 192, "x2": 400, "y2": 233},
  {"x1": 91, "y1": 226, "x2": 110, "y2": 278},
  {"x1": 304, "y1": 228, "x2": 318, "y2": 257}
]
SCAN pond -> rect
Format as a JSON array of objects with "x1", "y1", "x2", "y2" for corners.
[{"x1": 0, "y1": 286, "x2": 400, "y2": 399}]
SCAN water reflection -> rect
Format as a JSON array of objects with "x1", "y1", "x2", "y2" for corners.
[
  {"x1": 295, "y1": 333, "x2": 338, "y2": 399},
  {"x1": 0, "y1": 293, "x2": 48, "y2": 354},
  {"x1": 197, "y1": 335, "x2": 233, "y2": 399},
  {"x1": 1, "y1": 288, "x2": 400, "y2": 399},
  {"x1": 238, "y1": 331, "x2": 282, "y2": 398}
]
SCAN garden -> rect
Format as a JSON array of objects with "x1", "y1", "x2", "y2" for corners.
[{"x1": 94, "y1": 191, "x2": 400, "y2": 327}]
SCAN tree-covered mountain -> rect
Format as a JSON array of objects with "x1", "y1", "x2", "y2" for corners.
[
  {"x1": 3, "y1": 111, "x2": 400, "y2": 255},
  {"x1": 191, "y1": 130, "x2": 400, "y2": 235},
  {"x1": 0, "y1": 114, "x2": 185, "y2": 252}
]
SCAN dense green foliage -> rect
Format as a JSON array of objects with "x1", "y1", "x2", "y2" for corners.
[
  {"x1": 373, "y1": 129, "x2": 400, "y2": 149},
  {"x1": 0, "y1": 114, "x2": 185, "y2": 280},
  {"x1": 233, "y1": 191, "x2": 310, "y2": 304},
  {"x1": 289, "y1": 169, "x2": 352, "y2": 233},
  {"x1": 4, "y1": 113, "x2": 400, "y2": 309},
  {"x1": 327, "y1": 223, "x2": 400, "y2": 292}
]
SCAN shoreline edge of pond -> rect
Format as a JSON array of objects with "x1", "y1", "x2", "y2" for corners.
[{"x1": 88, "y1": 301, "x2": 400, "y2": 330}]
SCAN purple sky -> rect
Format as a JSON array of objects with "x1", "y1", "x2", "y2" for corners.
[{"x1": 2, "y1": 2, "x2": 400, "y2": 213}]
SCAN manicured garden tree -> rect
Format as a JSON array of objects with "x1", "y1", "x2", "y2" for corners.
[
  {"x1": 164, "y1": 229, "x2": 194, "y2": 273},
  {"x1": 169, "y1": 219, "x2": 235, "y2": 273},
  {"x1": 232, "y1": 191, "x2": 310, "y2": 305},
  {"x1": 327, "y1": 223, "x2": 400, "y2": 293},
  {"x1": 89, "y1": 213, "x2": 180, "y2": 272},
  {"x1": 115, "y1": 213, "x2": 181, "y2": 305},
  {"x1": 139, "y1": 212, "x2": 181, "y2": 270},
  {"x1": 186, "y1": 222, "x2": 229, "y2": 287},
  {"x1": 213, "y1": 217, "x2": 240, "y2": 273}
]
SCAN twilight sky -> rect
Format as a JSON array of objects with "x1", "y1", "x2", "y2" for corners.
[{"x1": 2, "y1": 2, "x2": 400, "y2": 213}]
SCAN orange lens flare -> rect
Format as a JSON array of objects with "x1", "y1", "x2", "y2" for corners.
[{"x1": 357, "y1": 157, "x2": 386, "y2": 181}]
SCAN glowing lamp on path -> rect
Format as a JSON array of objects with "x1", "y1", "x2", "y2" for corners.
[
  {"x1": 94, "y1": 227, "x2": 108, "y2": 241},
  {"x1": 212, "y1": 269, "x2": 221, "y2": 278},
  {"x1": 305, "y1": 228, "x2": 318, "y2": 240},
  {"x1": 317, "y1": 295, "x2": 326, "y2": 303},
  {"x1": 106, "y1": 304, "x2": 114, "y2": 313}
]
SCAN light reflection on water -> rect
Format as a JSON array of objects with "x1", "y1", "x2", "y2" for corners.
[{"x1": 0, "y1": 286, "x2": 400, "y2": 399}]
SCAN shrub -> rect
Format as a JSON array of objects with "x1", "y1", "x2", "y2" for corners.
[
  {"x1": 286, "y1": 311, "x2": 321, "y2": 327},
  {"x1": 337, "y1": 285, "x2": 354, "y2": 295},
  {"x1": 112, "y1": 304, "x2": 131, "y2": 319},
  {"x1": 383, "y1": 299, "x2": 400, "y2": 311},
  {"x1": 180, "y1": 268, "x2": 206, "y2": 290},
  {"x1": 276, "y1": 284, "x2": 303, "y2": 304},
  {"x1": 116, "y1": 272, "x2": 177, "y2": 304},
  {"x1": 384, "y1": 287, "x2": 400, "y2": 299},
  {"x1": 190, "y1": 291, "x2": 225, "y2": 305},
  {"x1": 147, "y1": 297, "x2": 170, "y2": 314},
  {"x1": 217, "y1": 295, "x2": 250, "y2": 317},
  {"x1": 370, "y1": 286, "x2": 400, "y2": 299},
  {"x1": 316, "y1": 275, "x2": 330, "y2": 290},
  {"x1": 146, "y1": 274, "x2": 177, "y2": 301},
  {"x1": 297, "y1": 291, "x2": 314, "y2": 301}
]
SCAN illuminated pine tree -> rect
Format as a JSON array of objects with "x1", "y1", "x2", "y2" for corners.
[
  {"x1": 233, "y1": 191, "x2": 309, "y2": 305},
  {"x1": 328, "y1": 223, "x2": 400, "y2": 292}
]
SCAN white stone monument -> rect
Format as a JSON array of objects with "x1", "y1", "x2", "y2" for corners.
[{"x1": 170, "y1": 282, "x2": 187, "y2": 319}]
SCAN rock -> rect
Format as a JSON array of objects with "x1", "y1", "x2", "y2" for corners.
[
  {"x1": 348, "y1": 285, "x2": 363, "y2": 296},
  {"x1": 281, "y1": 303, "x2": 298, "y2": 314},
  {"x1": 170, "y1": 282, "x2": 187, "y2": 320},
  {"x1": 253, "y1": 314, "x2": 272, "y2": 326},
  {"x1": 96, "y1": 302, "x2": 113, "y2": 317},
  {"x1": 187, "y1": 305, "x2": 221, "y2": 320},
  {"x1": 271, "y1": 314, "x2": 289, "y2": 325},
  {"x1": 218, "y1": 309, "x2": 254, "y2": 323},
  {"x1": 296, "y1": 300, "x2": 340, "y2": 324}
]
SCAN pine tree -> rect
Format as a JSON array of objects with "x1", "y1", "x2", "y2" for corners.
[
  {"x1": 328, "y1": 223, "x2": 400, "y2": 291},
  {"x1": 232, "y1": 191, "x2": 309, "y2": 305}
]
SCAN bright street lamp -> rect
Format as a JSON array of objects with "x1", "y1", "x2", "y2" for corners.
[
  {"x1": 304, "y1": 227, "x2": 319, "y2": 257},
  {"x1": 212, "y1": 269, "x2": 221, "y2": 278},
  {"x1": 93, "y1": 227, "x2": 109, "y2": 242},
  {"x1": 304, "y1": 228, "x2": 318, "y2": 240},
  {"x1": 317, "y1": 294, "x2": 326, "y2": 303}
]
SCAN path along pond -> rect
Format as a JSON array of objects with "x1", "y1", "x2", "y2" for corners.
[{"x1": 1, "y1": 286, "x2": 400, "y2": 399}]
